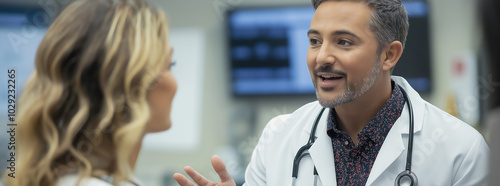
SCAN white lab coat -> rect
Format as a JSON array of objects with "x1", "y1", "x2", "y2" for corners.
[{"x1": 244, "y1": 76, "x2": 489, "y2": 186}]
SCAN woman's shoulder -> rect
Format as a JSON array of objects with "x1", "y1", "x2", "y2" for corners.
[{"x1": 57, "y1": 175, "x2": 112, "y2": 186}]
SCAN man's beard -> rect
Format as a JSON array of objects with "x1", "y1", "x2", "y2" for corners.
[{"x1": 314, "y1": 58, "x2": 381, "y2": 108}]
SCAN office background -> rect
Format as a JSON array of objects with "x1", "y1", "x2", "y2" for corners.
[{"x1": 0, "y1": 0, "x2": 489, "y2": 185}]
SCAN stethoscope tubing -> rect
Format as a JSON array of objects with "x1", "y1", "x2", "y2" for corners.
[{"x1": 395, "y1": 85, "x2": 418, "y2": 186}]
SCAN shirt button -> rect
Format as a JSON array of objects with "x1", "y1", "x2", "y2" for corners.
[{"x1": 344, "y1": 141, "x2": 349, "y2": 145}]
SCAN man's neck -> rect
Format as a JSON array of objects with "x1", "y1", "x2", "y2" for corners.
[{"x1": 335, "y1": 78, "x2": 393, "y2": 145}]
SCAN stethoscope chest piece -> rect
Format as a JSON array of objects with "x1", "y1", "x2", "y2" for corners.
[{"x1": 394, "y1": 170, "x2": 418, "y2": 186}]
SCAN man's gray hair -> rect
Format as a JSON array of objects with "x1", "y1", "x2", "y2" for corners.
[{"x1": 311, "y1": 0, "x2": 409, "y2": 53}]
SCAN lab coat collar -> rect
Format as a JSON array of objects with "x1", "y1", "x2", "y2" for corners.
[
  {"x1": 366, "y1": 76, "x2": 425, "y2": 185},
  {"x1": 304, "y1": 106, "x2": 338, "y2": 186},
  {"x1": 392, "y1": 76, "x2": 425, "y2": 134},
  {"x1": 303, "y1": 76, "x2": 424, "y2": 135}
]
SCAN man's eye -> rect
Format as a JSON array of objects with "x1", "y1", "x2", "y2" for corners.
[
  {"x1": 309, "y1": 39, "x2": 321, "y2": 46},
  {"x1": 338, "y1": 39, "x2": 352, "y2": 46}
]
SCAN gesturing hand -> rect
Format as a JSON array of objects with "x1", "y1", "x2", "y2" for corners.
[{"x1": 173, "y1": 155, "x2": 237, "y2": 186}]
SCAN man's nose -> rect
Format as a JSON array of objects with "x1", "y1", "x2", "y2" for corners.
[{"x1": 315, "y1": 42, "x2": 336, "y2": 66}]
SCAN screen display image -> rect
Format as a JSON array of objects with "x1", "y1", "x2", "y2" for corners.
[{"x1": 228, "y1": 1, "x2": 431, "y2": 96}]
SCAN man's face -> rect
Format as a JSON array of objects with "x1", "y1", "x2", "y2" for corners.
[{"x1": 307, "y1": 1, "x2": 381, "y2": 108}]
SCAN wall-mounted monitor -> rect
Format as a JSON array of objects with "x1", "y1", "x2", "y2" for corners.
[{"x1": 227, "y1": 1, "x2": 431, "y2": 96}]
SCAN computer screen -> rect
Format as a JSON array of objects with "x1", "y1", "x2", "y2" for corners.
[{"x1": 227, "y1": 1, "x2": 431, "y2": 96}]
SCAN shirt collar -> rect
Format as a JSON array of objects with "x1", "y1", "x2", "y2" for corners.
[{"x1": 327, "y1": 81, "x2": 406, "y2": 144}]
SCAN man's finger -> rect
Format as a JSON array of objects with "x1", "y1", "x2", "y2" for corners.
[
  {"x1": 211, "y1": 155, "x2": 235, "y2": 183},
  {"x1": 184, "y1": 166, "x2": 212, "y2": 185},
  {"x1": 173, "y1": 173, "x2": 196, "y2": 186}
]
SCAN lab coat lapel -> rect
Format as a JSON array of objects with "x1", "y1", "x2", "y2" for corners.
[
  {"x1": 365, "y1": 115, "x2": 405, "y2": 185},
  {"x1": 366, "y1": 77, "x2": 424, "y2": 185},
  {"x1": 307, "y1": 108, "x2": 337, "y2": 186}
]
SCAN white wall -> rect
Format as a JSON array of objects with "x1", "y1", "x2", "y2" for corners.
[{"x1": 136, "y1": 0, "x2": 480, "y2": 185}]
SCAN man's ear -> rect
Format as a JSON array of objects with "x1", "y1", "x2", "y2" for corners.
[{"x1": 381, "y1": 41, "x2": 403, "y2": 71}]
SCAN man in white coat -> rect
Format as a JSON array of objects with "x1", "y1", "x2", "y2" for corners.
[{"x1": 174, "y1": 0, "x2": 490, "y2": 185}]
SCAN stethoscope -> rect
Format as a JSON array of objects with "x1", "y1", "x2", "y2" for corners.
[{"x1": 292, "y1": 85, "x2": 417, "y2": 186}]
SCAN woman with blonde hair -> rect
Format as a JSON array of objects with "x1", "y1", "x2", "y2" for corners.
[{"x1": 2, "y1": 0, "x2": 176, "y2": 185}]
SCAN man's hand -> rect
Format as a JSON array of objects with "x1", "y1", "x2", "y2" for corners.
[{"x1": 173, "y1": 155, "x2": 237, "y2": 186}]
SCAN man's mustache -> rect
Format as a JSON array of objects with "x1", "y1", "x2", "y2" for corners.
[{"x1": 313, "y1": 66, "x2": 347, "y2": 77}]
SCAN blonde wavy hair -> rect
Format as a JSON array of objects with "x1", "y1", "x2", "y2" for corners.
[{"x1": 3, "y1": 0, "x2": 169, "y2": 185}]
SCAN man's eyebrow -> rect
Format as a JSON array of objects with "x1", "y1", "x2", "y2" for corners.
[
  {"x1": 307, "y1": 29, "x2": 320, "y2": 36},
  {"x1": 333, "y1": 30, "x2": 360, "y2": 40},
  {"x1": 307, "y1": 29, "x2": 360, "y2": 40}
]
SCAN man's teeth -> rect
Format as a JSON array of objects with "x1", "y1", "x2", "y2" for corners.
[{"x1": 321, "y1": 75, "x2": 341, "y2": 78}]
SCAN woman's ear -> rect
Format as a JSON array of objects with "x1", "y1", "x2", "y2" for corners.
[{"x1": 381, "y1": 41, "x2": 403, "y2": 71}]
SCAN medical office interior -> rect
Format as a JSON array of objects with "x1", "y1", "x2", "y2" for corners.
[{"x1": 0, "y1": 0, "x2": 495, "y2": 185}]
